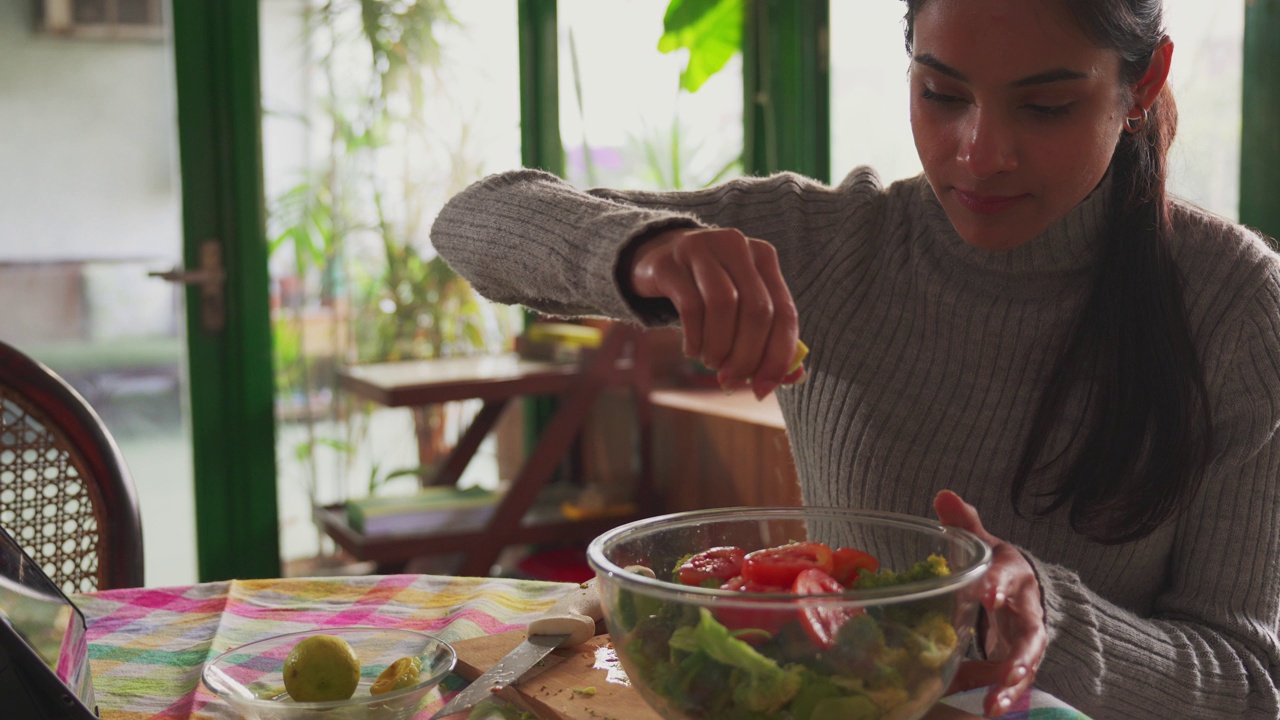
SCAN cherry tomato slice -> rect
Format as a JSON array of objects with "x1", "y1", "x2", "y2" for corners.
[
  {"x1": 741, "y1": 541, "x2": 834, "y2": 587},
  {"x1": 676, "y1": 546, "x2": 745, "y2": 587},
  {"x1": 831, "y1": 547, "x2": 880, "y2": 586},
  {"x1": 792, "y1": 568, "x2": 863, "y2": 649},
  {"x1": 715, "y1": 575, "x2": 790, "y2": 638},
  {"x1": 721, "y1": 574, "x2": 788, "y2": 594}
]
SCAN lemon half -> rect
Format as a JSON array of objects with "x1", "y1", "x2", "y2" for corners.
[
  {"x1": 370, "y1": 656, "x2": 423, "y2": 695},
  {"x1": 788, "y1": 340, "x2": 809, "y2": 374}
]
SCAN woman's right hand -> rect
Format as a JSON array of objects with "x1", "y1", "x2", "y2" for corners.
[{"x1": 628, "y1": 227, "x2": 799, "y2": 399}]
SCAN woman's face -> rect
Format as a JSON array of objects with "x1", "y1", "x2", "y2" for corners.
[{"x1": 910, "y1": 0, "x2": 1130, "y2": 251}]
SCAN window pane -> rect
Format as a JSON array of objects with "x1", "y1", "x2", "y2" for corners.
[
  {"x1": 1164, "y1": 1, "x2": 1243, "y2": 221},
  {"x1": 259, "y1": 0, "x2": 523, "y2": 568},
  {"x1": 116, "y1": 0, "x2": 154, "y2": 25},
  {"x1": 72, "y1": 0, "x2": 107, "y2": 25},
  {"x1": 829, "y1": 2, "x2": 919, "y2": 186},
  {"x1": 559, "y1": 0, "x2": 743, "y2": 191}
]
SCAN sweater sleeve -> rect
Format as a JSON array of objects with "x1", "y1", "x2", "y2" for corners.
[
  {"x1": 1025, "y1": 276, "x2": 1280, "y2": 719},
  {"x1": 429, "y1": 168, "x2": 702, "y2": 324},
  {"x1": 429, "y1": 167, "x2": 881, "y2": 324}
]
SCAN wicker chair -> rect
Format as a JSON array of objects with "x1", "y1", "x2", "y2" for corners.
[{"x1": 0, "y1": 340, "x2": 144, "y2": 593}]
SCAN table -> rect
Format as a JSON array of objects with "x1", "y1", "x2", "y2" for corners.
[
  {"x1": 78, "y1": 574, "x2": 1091, "y2": 720},
  {"x1": 324, "y1": 324, "x2": 657, "y2": 576}
]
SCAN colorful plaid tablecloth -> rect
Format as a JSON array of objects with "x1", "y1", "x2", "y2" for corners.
[{"x1": 77, "y1": 574, "x2": 1090, "y2": 720}]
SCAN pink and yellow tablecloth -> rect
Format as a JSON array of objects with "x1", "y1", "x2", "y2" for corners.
[{"x1": 77, "y1": 574, "x2": 1090, "y2": 720}]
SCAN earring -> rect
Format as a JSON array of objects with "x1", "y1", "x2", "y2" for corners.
[{"x1": 1124, "y1": 107, "x2": 1149, "y2": 134}]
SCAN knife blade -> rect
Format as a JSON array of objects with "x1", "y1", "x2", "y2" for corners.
[{"x1": 430, "y1": 577, "x2": 604, "y2": 719}]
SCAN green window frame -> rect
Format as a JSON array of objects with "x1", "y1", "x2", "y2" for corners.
[
  {"x1": 1242, "y1": 0, "x2": 1280, "y2": 242},
  {"x1": 743, "y1": 0, "x2": 830, "y2": 181},
  {"x1": 516, "y1": 0, "x2": 832, "y2": 183},
  {"x1": 173, "y1": 0, "x2": 281, "y2": 582}
]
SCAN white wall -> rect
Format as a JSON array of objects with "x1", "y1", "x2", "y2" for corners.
[{"x1": 0, "y1": 0, "x2": 181, "y2": 263}]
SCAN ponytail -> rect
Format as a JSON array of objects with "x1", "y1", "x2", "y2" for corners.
[{"x1": 1011, "y1": 85, "x2": 1212, "y2": 544}]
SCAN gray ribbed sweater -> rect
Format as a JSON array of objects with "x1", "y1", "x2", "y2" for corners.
[{"x1": 430, "y1": 166, "x2": 1280, "y2": 719}]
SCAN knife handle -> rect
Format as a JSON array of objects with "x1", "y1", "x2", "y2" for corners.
[{"x1": 527, "y1": 578, "x2": 603, "y2": 647}]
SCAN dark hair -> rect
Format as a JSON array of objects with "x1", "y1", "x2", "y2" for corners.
[{"x1": 904, "y1": 0, "x2": 1212, "y2": 544}]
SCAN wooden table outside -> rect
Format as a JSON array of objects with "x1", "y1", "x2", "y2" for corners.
[{"x1": 320, "y1": 325, "x2": 656, "y2": 576}]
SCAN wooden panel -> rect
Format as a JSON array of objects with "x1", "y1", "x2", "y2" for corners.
[
  {"x1": 653, "y1": 390, "x2": 801, "y2": 512},
  {"x1": 759, "y1": 426, "x2": 802, "y2": 505},
  {"x1": 579, "y1": 387, "x2": 641, "y2": 503}
]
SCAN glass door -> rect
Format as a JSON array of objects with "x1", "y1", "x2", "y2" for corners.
[
  {"x1": 558, "y1": 0, "x2": 744, "y2": 191},
  {"x1": 258, "y1": 0, "x2": 524, "y2": 572},
  {"x1": 0, "y1": 0, "x2": 198, "y2": 586},
  {"x1": 1, "y1": 0, "x2": 283, "y2": 585}
]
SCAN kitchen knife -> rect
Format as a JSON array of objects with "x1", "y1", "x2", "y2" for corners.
[{"x1": 429, "y1": 577, "x2": 605, "y2": 719}]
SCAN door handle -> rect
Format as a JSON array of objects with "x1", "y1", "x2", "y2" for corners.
[{"x1": 149, "y1": 239, "x2": 226, "y2": 333}]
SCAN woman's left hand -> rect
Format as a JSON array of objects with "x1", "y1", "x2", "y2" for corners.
[{"x1": 933, "y1": 490, "x2": 1047, "y2": 718}]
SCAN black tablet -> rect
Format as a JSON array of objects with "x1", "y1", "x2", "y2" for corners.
[{"x1": 0, "y1": 523, "x2": 99, "y2": 719}]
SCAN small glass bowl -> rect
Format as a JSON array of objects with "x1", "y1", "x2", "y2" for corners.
[
  {"x1": 201, "y1": 627, "x2": 456, "y2": 720},
  {"x1": 587, "y1": 507, "x2": 992, "y2": 720}
]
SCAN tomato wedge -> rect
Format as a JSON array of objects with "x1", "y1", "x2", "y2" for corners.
[
  {"x1": 792, "y1": 568, "x2": 863, "y2": 649},
  {"x1": 676, "y1": 546, "x2": 745, "y2": 587},
  {"x1": 715, "y1": 575, "x2": 790, "y2": 638},
  {"x1": 831, "y1": 547, "x2": 880, "y2": 586},
  {"x1": 741, "y1": 541, "x2": 834, "y2": 587}
]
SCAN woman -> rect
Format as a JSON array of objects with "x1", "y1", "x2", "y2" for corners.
[{"x1": 430, "y1": 1, "x2": 1280, "y2": 717}]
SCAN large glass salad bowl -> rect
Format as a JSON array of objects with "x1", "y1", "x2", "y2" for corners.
[{"x1": 586, "y1": 507, "x2": 992, "y2": 720}]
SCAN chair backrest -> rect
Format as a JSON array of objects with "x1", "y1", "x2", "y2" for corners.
[{"x1": 0, "y1": 340, "x2": 144, "y2": 593}]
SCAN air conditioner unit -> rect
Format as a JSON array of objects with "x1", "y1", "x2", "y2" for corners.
[{"x1": 39, "y1": 0, "x2": 164, "y2": 41}]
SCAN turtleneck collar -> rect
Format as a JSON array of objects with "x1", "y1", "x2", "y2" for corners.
[{"x1": 916, "y1": 171, "x2": 1113, "y2": 299}]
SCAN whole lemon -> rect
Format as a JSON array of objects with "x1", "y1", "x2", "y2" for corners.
[
  {"x1": 370, "y1": 656, "x2": 422, "y2": 695},
  {"x1": 282, "y1": 634, "x2": 361, "y2": 702}
]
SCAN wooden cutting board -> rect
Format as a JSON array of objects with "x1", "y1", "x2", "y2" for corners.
[
  {"x1": 449, "y1": 629, "x2": 660, "y2": 720},
  {"x1": 448, "y1": 630, "x2": 982, "y2": 720}
]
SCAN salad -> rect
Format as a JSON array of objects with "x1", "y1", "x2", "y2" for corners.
[{"x1": 615, "y1": 540, "x2": 961, "y2": 720}]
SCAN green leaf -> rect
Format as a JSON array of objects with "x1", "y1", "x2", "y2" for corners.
[
  {"x1": 662, "y1": 0, "x2": 724, "y2": 34},
  {"x1": 314, "y1": 437, "x2": 356, "y2": 454},
  {"x1": 658, "y1": 0, "x2": 743, "y2": 93}
]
